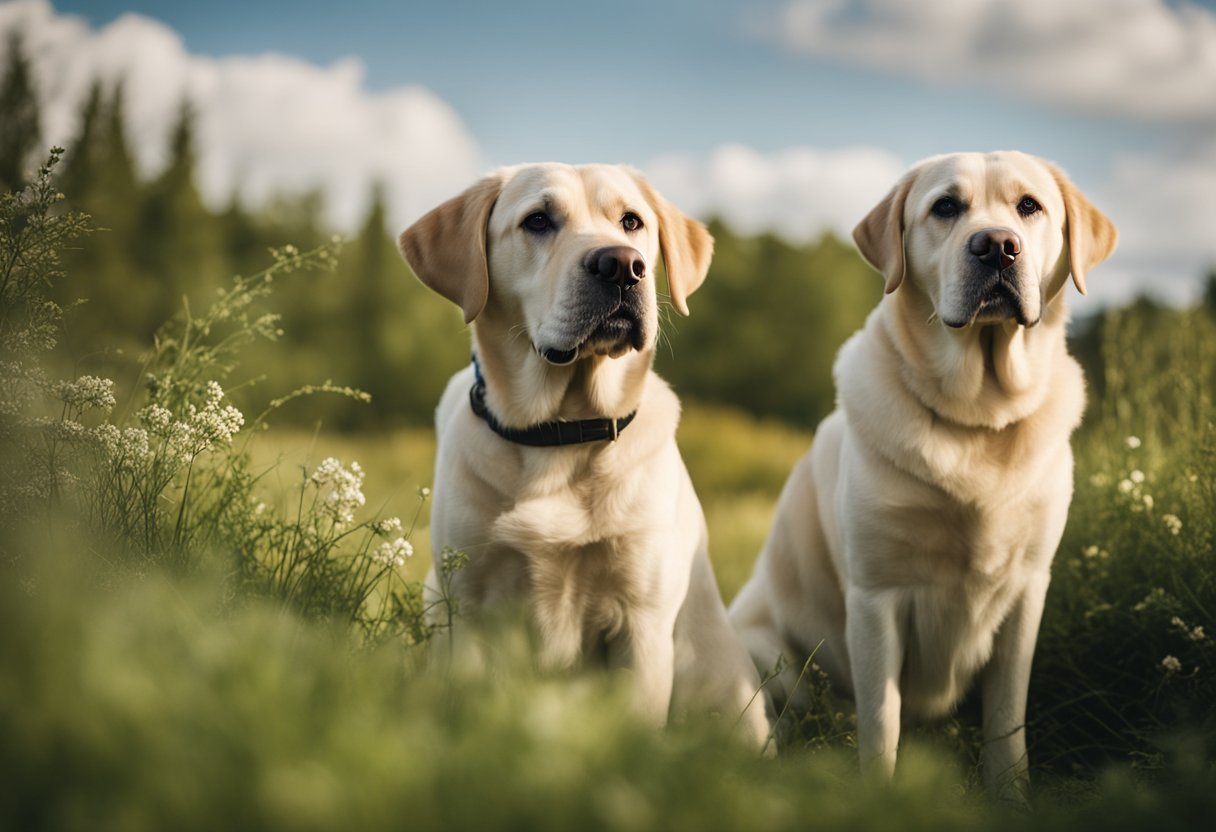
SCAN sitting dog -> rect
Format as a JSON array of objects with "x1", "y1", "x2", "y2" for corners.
[
  {"x1": 399, "y1": 163, "x2": 769, "y2": 747},
  {"x1": 729, "y1": 151, "x2": 1117, "y2": 798}
]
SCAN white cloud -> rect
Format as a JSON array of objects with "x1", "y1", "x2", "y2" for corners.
[
  {"x1": 0, "y1": 0, "x2": 481, "y2": 231},
  {"x1": 769, "y1": 0, "x2": 1216, "y2": 122},
  {"x1": 645, "y1": 144, "x2": 906, "y2": 243},
  {"x1": 1089, "y1": 142, "x2": 1216, "y2": 305}
]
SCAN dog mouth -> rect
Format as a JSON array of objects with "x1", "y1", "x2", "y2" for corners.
[
  {"x1": 535, "y1": 306, "x2": 642, "y2": 364},
  {"x1": 536, "y1": 293, "x2": 648, "y2": 366},
  {"x1": 944, "y1": 270, "x2": 1040, "y2": 329}
]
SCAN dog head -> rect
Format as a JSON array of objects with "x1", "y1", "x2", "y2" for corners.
[
  {"x1": 398, "y1": 163, "x2": 712, "y2": 366},
  {"x1": 853, "y1": 151, "x2": 1117, "y2": 329}
]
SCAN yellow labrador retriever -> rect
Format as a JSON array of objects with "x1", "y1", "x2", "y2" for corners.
[
  {"x1": 729, "y1": 151, "x2": 1117, "y2": 798},
  {"x1": 399, "y1": 163, "x2": 769, "y2": 747}
]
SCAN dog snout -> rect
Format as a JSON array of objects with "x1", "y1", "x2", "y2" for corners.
[
  {"x1": 585, "y1": 246, "x2": 646, "y2": 290},
  {"x1": 968, "y1": 228, "x2": 1022, "y2": 271}
]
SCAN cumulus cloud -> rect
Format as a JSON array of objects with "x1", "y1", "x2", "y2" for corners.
[
  {"x1": 645, "y1": 144, "x2": 905, "y2": 243},
  {"x1": 0, "y1": 0, "x2": 481, "y2": 231},
  {"x1": 1090, "y1": 142, "x2": 1216, "y2": 304},
  {"x1": 768, "y1": 0, "x2": 1216, "y2": 122}
]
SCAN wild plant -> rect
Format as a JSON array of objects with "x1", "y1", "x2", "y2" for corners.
[{"x1": 0, "y1": 150, "x2": 454, "y2": 647}]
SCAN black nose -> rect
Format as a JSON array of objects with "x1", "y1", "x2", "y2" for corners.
[
  {"x1": 968, "y1": 228, "x2": 1022, "y2": 271},
  {"x1": 585, "y1": 246, "x2": 645, "y2": 289}
]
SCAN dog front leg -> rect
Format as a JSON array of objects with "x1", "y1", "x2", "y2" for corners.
[
  {"x1": 846, "y1": 587, "x2": 905, "y2": 781},
  {"x1": 627, "y1": 623, "x2": 676, "y2": 728},
  {"x1": 981, "y1": 572, "x2": 1049, "y2": 806}
]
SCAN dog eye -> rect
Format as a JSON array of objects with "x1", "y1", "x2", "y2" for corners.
[
  {"x1": 931, "y1": 197, "x2": 962, "y2": 219},
  {"x1": 522, "y1": 212, "x2": 553, "y2": 233},
  {"x1": 621, "y1": 212, "x2": 644, "y2": 232},
  {"x1": 1017, "y1": 196, "x2": 1042, "y2": 217}
]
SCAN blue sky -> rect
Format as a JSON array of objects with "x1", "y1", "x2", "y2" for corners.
[{"x1": 10, "y1": 0, "x2": 1216, "y2": 304}]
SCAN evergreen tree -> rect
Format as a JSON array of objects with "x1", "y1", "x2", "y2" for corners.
[
  {"x1": 137, "y1": 98, "x2": 225, "y2": 327},
  {"x1": 57, "y1": 80, "x2": 151, "y2": 363},
  {"x1": 59, "y1": 81, "x2": 103, "y2": 201},
  {"x1": 0, "y1": 33, "x2": 42, "y2": 191}
]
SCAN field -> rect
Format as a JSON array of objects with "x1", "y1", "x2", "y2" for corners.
[{"x1": 3, "y1": 154, "x2": 1216, "y2": 831}]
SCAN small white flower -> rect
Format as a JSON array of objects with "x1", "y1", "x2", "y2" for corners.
[
  {"x1": 139, "y1": 404, "x2": 173, "y2": 435},
  {"x1": 1161, "y1": 655, "x2": 1182, "y2": 673},
  {"x1": 310, "y1": 457, "x2": 366, "y2": 527},
  {"x1": 1130, "y1": 469, "x2": 1145, "y2": 484},
  {"x1": 1083, "y1": 545, "x2": 1100, "y2": 558},
  {"x1": 1125, "y1": 435, "x2": 1141, "y2": 449},
  {"x1": 372, "y1": 517, "x2": 403, "y2": 537},
  {"x1": 375, "y1": 537, "x2": 413, "y2": 567},
  {"x1": 418, "y1": 486, "x2": 431, "y2": 500},
  {"x1": 1118, "y1": 479, "x2": 1134, "y2": 494},
  {"x1": 1142, "y1": 494, "x2": 1154, "y2": 511},
  {"x1": 1163, "y1": 514, "x2": 1182, "y2": 536},
  {"x1": 1190, "y1": 625, "x2": 1206, "y2": 642},
  {"x1": 57, "y1": 375, "x2": 116, "y2": 413}
]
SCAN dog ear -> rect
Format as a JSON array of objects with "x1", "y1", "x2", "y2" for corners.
[
  {"x1": 853, "y1": 173, "x2": 915, "y2": 294},
  {"x1": 398, "y1": 174, "x2": 503, "y2": 324},
  {"x1": 631, "y1": 173, "x2": 714, "y2": 316},
  {"x1": 1049, "y1": 167, "x2": 1118, "y2": 296}
]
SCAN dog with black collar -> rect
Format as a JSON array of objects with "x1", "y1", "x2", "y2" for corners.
[{"x1": 399, "y1": 163, "x2": 770, "y2": 746}]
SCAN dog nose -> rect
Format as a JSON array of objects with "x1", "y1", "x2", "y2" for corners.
[
  {"x1": 585, "y1": 246, "x2": 645, "y2": 289},
  {"x1": 968, "y1": 228, "x2": 1022, "y2": 271}
]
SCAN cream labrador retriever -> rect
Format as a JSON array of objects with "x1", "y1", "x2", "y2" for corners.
[
  {"x1": 729, "y1": 151, "x2": 1117, "y2": 799},
  {"x1": 399, "y1": 163, "x2": 769, "y2": 748}
]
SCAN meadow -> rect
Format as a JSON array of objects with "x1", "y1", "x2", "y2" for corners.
[{"x1": 2, "y1": 151, "x2": 1215, "y2": 831}]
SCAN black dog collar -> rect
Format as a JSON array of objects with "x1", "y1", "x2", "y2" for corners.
[{"x1": 469, "y1": 355, "x2": 637, "y2": 447}]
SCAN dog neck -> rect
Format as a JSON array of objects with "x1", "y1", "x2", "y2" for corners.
[
  {"x1": 878, "y1": 283, "x2": 1071, "y2": 431},
  {"x1": 470, "y1": 313, "x2": 652, "y2": 431}
]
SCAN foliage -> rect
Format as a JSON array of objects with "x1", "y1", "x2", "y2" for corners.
[
  {"x1": 658, "y1": 220, "x2": 880, "y2": 427},
  {"x1": 0, "y1": 151, "x2": 439, "y2": 645},
  {"x1": 0, "y1": 31, "x2": 40, "y2": 191}
]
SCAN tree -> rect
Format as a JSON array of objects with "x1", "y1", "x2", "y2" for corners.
[
  {"x1": 0, "y1": 32, "x2": 42, "y2": 191},
  {"x1": 137, "y1": 98, "x2": 225, "y2": 327}
]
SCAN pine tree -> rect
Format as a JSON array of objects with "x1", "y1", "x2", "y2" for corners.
[
  {"x1": 0, "y1": 33, "x2": 42, "y2": 191},
  {"x1": 59, "y1": 81, "x2": 103, "y2": 201},
  {"x1": 137, "y1": 98, "x2": 225, "y2": 328}
]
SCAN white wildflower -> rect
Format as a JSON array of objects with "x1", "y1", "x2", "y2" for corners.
[
  {"x1": 375, "y1": 537, "x2": 413, "y2": 567},
  {"x1": 1163, "y1": 514, "x2": 1182, "y2": 536},
  {"x1": 1083, "y1": 545, "x2": 1100, "y2": 558},
  {"x1": 183, "y1": 382, "x2": 244, "y2": 450},
  {"x1": 1125, "y1": 435, "x2": 1142, "y2": 449},
  {"x1": 50, "y1": 419, "x2": 86, "y2": 441},
  {"x1": 1190, "y1": 626, "x2": 1207, "y2": 642},
  {"x1": 372, "y1": 517, "x2": 403, "y2": 537},
  {"x1": 418, "y1": 486, "x2": 431, "y2": 500},
  {"x1": 310, "y1": 457, "x2": 365, "y2": 527},
  {"x1": 1142, "y1": 494, "x2": 1154, "y2": 511},
  {"x1": 139, "y1": 404, "x2": 173, "y2": 436},
  {"x1": 1118, "y1": 478, "x2": 1135, "y2": 494},
  {"x1": 1161, "y1": 655, "x2": 1182, "y2": 673},
  {"x1": 1130, "y1": 469, "x2": 1145, "y2": 484},
  {"x1": 57, "y1": 375, "x2": 116, "y2": 413}
]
